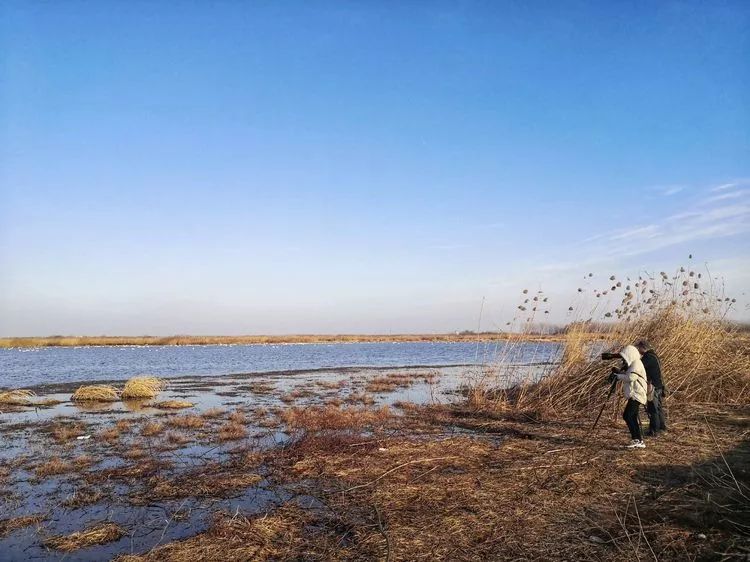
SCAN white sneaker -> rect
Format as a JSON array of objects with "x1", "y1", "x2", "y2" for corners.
[{"x1": 626, "y1": 440, "x2": 646, "y2": 449}]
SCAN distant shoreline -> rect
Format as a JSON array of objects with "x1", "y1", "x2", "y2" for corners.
[{"x1": 0, "y1": 332, "x2": 602, "y2": 349}]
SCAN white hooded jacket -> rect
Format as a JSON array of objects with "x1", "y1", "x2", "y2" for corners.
[{"x1": 616, "y1": 345, "x2": 648, "y2": 405}]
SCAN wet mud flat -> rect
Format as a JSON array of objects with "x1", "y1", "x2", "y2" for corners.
[
  {"x1": 0, "y1": 366, "x2": 469, "y2": 560},
  {"x1": 1, "y1": 365, "x2": 748, "y2": 561}
]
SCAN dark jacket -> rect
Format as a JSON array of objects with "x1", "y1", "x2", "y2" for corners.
[{"x1": 641, "y1": 350, "x2": 663, "y2": 389}]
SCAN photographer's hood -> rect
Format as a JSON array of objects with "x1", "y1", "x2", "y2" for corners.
[{"x1": 619, "y1": 345, "x2": 641, "y2": 367}]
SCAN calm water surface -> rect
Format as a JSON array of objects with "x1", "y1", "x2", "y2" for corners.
[{"x1": 0, "y1": 341, "x2": 561, "y2": 387}]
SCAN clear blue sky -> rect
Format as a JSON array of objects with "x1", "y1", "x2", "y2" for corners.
[{"x1": 1, "y1": 1, "x2": 748, "y2": 335}]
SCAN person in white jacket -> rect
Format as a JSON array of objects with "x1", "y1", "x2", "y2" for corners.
[{"x1": 610, "y1": 344, "x2": 649, "y2": 448}]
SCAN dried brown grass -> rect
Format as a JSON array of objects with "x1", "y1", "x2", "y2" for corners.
[
  {"x1": 167, "y1": 415, "x2": 205, "y2": 429},
  {"x1": 469, "y1": 264, "x2": 750, "y2": 418},
  {"x1": 0, "y1": 389, "x2": 35, "y2": 405},
  {"x1": 0, "y1": 514, "x2": 45, "y2": 538},
  {"x1": 35, "y1": 458, "x2": 73, "y2": 477},
  {"x1": 142, "y1": 421, "x2": 164, "y2": 436},
  {"x1": 365, "y1": 373, "x2": 417, "y2": 393},
  {"x1": 217, "y1": 422, "x2": 247, "y2": 442},
  {"x1": 280, "y1": 405, "x2": 391, "y2": 432},
  {"x1": 152, "y1": 400, "x2": 194, "y2": 410},
  {"x1": 71, "y1": 385, "x2": 120, "y2": 402},
  {"x1": 122, "y1": 376, "x2": 165, "y2": 399},
  {"x1": 45, "y1": 522, "x2": 124, "y2": 551}
]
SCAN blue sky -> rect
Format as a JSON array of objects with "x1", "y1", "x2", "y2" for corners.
[{"x1": 1, "y1": 1, "x2": 748, "y2": 335}]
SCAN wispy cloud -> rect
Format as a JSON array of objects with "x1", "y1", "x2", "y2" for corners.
[
  {"x1": 608, "y1": 225, "x2": 659, "y2": 242},
  {"x1": 704, "y1": 189, "x2": 748, "y2": 204},
  {"x1": 429, "y1": 243, "x2": 470, "y2": 251},
  {"x1": 652, "y1": 184, "x2": 686, "y2": 196}
]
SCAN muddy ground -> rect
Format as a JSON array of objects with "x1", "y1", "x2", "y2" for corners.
[{"x1": 0, "y1": 366, "x2": 747, "y2": 561}]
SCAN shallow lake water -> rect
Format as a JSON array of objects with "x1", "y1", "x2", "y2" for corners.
[
  {"x1": 0, "y1": 340, "x2": 561, "y2": 388},
  {"x1": 0, "y1": 343, "x2": 561, "y2": 561}
]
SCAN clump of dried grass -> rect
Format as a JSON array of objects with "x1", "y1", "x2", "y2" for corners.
[
  {"x1": 146, "y1": 469, "x2": 262, "y2": 500},
  {"x1": 0, "y1": 514, "x2": 45, "y2": 538},
  {"x1": 122, "y1": 376, "x2": 165, "y2": 399},
  {"x1": 45, "y1": 522, "x2": 124, "y2": 551},
  {"x1": 99, "y1": 426, "x2": 122, "y2": 443},
  {"x1": 472, "y1": 263, "x2": 750, "y2": 418},
  {"x1": 35, "y1": 458, "x2": 73, "y2": 477},
  {"x1": 202, "y1": 408, "x2": 226, "y2": 419},
  {"x1": 142, "y1": 421, "x2": 164, "y2": 436},
  {"x1": 167, "y1": 415, "x2": 205, "y2": 429},
  {"x1": 71, "y1": 385, "x2": 120, "y2": 402},
  {"x1": 62, "y1": 487, "x2": 106, "y2": 508},
  {"x1": 365, "y1": 373, "x2": 417, "y2": 393},
  {"x1": 281, "y1": 405, "x2": 391, "y2": 432},
  {"x1": 0, "y1": 389, "x2": 35, "y2": 405},
  {"x1": 217, "y1": 422, "x2": 247, "y2": 442},
  {"x1": 117, "y1": 506, "x2": 322, "y2": 561},
  {"x1": 152, "y1": 400, "x2": 194, "y2": 410},
  {"x1": 50, "y1": 422, "x2": 87, "y2": 442}
]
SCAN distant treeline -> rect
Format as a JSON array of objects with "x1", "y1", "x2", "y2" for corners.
[{"x1": 0, "y1": 332, "x2": 590, "y2": 349}]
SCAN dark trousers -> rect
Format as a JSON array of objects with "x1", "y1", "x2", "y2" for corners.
[
  {"x1": 622, "y1": 399, "x2": 643, "y2": 441},
  {"x1": 646, "y1": 387, "x2": 667, "y2": 434}
]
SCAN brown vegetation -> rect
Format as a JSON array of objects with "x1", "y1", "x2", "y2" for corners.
[
  {"x1": 0, "y1": 332, "x2": 584, "y2": 349},
  {"x1": 122, "y1": 376, "x2": 165, "y2": 399},
  {"x1": 141, "y1": 421, "x2": 164, "y2": 436},
  {"x1": 35, "y1": 458, "x2": 73, "y2": 477},
  {"x1": 167, "y1": 415, "x2": 205, "y2": 430},
  {"x1": 0, "y1": 389, "x2": 35, "y2": 405},
  {"x1": 217, "y1": 422, "x2": 247, "y2": 442},
  {"x1": 280, "y1": 404, "x2": 391, "y2": 432},
  {"x1": 71, "y1": 385, "x2": 120, "y2": 402},
  {"x1": 45, "y1": 522, "x2": 124, "y2": 551},
  {"x1": 152, "y1": 400, "x2": 194, "y2": 410},
  {"x1": 0, "y1": 514, "x2": 45, "y2": 538}
]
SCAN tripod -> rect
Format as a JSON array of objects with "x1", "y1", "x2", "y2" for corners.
[{"x1": 592, "y1": 378, "x2": 618, "y2": 430}]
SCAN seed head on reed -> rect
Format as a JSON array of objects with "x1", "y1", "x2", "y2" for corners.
[
  {"x1": 71, "y1": 385, "x2": 120, "y2": 402},
  {"x1": 122, "y1": 376, "x2": 165, "y2": 400}
]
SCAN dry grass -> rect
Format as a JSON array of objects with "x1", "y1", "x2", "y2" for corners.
[
  {"x1": 165, "y1": 431, "x2": 192, "y2": 445},
  {"x1": 217, "y1": 422, "x2": 247, "y2": 442},
  {"x1": 45, "y1": 522, "x2": 124, "y2": 552},
  {"x1": 280, "y1": 405, "x2": 391, "y2": 432},
  {"x1": 71, "y1": 385, "x2": 120, "y2": 402},
  {"x1": 467, "y1": 263, "x2": 750, "y2": 419},
  {"x1": 117, "y1": 506, "x2": 323, "y2": 561},
  {"x1": 365, "y1": 372, "x2": 417, "y2": 393},
  {"x1": 0, "y1": 332, "x2": 577, "y2": 349},
  {"x1": 62, "y1": 487, "x2": 106, "y2": 508},
  {"x1": 122, "y1": 376, "x2": 165, "y2": 399},
  {"x1": 50, "y1": 422, "x2": 87, "y2": 442},
  {"x1": 35, "y1": 458, "x2": 73, "y2": 477},
  {"x1": 115, "y1": 403, "x2": 750, "y2": 561},
  {"x1": 0, "y1": 389, "x2": 35, "y2": 405},
  {"x1": 142, "y1": 421, "x2": 164, "y2": 436},
  {"x1": 152, "y1": 400, "x2": 194, "y2": 410},
  {"x1": 146, "y1": 469, "x2": 262, "y2": 500},
  {"x1": 122, "y1": 447, "x2": 147, "y2": 460},
  {"x1": 202, "y1": 408, "x2": 226, "y2": 419},
  {"x1": 99, "y1": 426, "x2": 122, "y2": 443},
  {"x1": 167, "y1": 415, "x2": 205, "y2": 429},
  {"x1": 0, "y1": 514, "x2": 45, "y2": 538}
]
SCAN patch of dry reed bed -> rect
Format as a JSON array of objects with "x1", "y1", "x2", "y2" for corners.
[
  {"x1": 120, "y1": 403, "x2": 749, "y2": 561},
  {"x1": 45, "y1": 522, "x2": 124, "y2": 552},
  {"x1": 0, "y1": 514, "x2": 45, "y2": 538}
]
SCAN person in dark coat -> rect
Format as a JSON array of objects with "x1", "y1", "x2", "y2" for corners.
[{"x1": 636, "y1": 339, "x2": 667, "y2": 435}]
